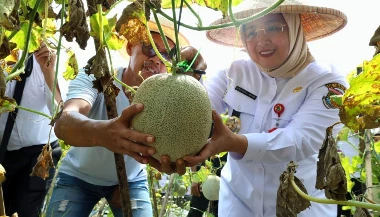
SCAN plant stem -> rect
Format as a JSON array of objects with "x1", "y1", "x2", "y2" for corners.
[
  {"x1": 113, "y1": 75, "x2": 136, "y2": 93},
  {"x1": 154, "y1": 0, "x2": 285, "y2": 31},
  {"x1": 51, "y1": 1, "x2": 65, "y2": 115},
  {"x1": 16, "y1": 106, "x2": 52, "y2": 119},
  {"x1": 159, "y1": 174, "x2": 175, "y2": 217},
  {"x1": 290, "y1": 173, "x2": 380, "y2": 210},
  {"x1": 171, "y1": 0, "x2": 180, "y2": 70},
  {"x1": 8, "y1": 0, "x2": 42, "y2": 77},
  {"x1": 98, "y1": 4, "x2": 104, "y2": 49},
  {"x1": 0, "y1": 185, "x2": 5, "y2": 216},
  {"x1": 183, "y1": 0, "x2": 202, "y2": 27}
]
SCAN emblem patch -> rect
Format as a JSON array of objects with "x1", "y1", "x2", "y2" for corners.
[{"x1": 322, "y1": 83, "x2": 346, "y2": 109}]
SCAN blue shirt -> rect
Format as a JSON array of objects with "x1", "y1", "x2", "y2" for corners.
[{"x1": 59, "y1": 68, "x2": 146, "y2": 186}]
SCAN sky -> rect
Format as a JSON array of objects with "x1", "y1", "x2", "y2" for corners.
[{"x1": 57, "y1": 0, "x2": 380, "y2": 94}]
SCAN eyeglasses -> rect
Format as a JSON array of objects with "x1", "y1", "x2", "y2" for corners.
[
  {"x1": 141, "y1": 42, "x2": 172, "y2": 61},
  {"x1": 243, "y1": 24, "x2": 288, "y2": 41}
]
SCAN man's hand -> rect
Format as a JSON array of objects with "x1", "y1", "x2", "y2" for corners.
[
  {"x1": 96, "y1": 103, "x2": 157, "y2": 164},
  {"x1": 180, "y1": 46, "x2": 207, "y2": 81},
  {"x1": 190, "y1": 182, "x2": 202, "y2": 197}
]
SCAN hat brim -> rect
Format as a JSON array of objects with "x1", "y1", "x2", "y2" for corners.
[
  {"x1": 206, "y1": 5, "x2": 347, "y2": 47},
  {"x1": 119, "y1": 21, "x2": 190, "y2": 59}
]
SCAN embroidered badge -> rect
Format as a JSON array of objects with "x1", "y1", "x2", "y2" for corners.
[
  {"x1": 322, "y1": 83, "x2": 346, "y2": 109},
  {"x1": 293, "y1": 86, "x2": 302, "y2": 93}
]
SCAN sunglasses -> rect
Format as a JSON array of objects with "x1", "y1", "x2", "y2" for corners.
[{"x1": 141, "y1": 42, "x2": 174, "y2": 61}]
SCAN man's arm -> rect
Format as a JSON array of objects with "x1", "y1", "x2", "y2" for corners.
[{"x1": 54, "y1": 98, "x2": 157, "y2": 164}]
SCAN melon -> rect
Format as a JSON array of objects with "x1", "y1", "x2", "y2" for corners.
[
  {"x1": 131, "y1": 73, "x2": 212, "y2": 162},
  {"x1": 202, "y1": 174, "x2": 220, "y2": 201}
]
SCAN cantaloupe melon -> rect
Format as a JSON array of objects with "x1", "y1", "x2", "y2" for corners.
[
  {"x1": 202, "y1": 174, "x2": 220, "y2": 201},
  {"x1": 131, "y1": 73, "x2": 212, "y2": 162}
]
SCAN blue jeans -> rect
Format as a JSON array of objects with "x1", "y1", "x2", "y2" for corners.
[{"x1": 46, "y1": 172, "x2": 152, "y2": 217}]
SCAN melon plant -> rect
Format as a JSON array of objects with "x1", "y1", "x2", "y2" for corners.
[
  {"x1": 202, "y1": 174, "x2": 220, "y2": 201},
  {"x1": 131, "y1": 73, "x2": 212, "y2": 162}
]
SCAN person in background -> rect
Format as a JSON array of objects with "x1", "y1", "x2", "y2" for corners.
[
  {"x1": 0, "y1": 42, "x2": 63, "y2": 217},
  {"x1": 187, "y1": 154, "x2": 227, "y2": 217},
  {"x1": 182, "y1": 2, "x2": 349, "y2": 217}
]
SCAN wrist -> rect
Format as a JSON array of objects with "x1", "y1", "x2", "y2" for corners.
[{"x1": 229, "y1": 134, "x2": 248, "y2": 155}]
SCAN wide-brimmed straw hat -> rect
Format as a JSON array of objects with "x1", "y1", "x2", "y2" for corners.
[
  {"x1": 119, "y1": 18, "x2": 190, "y2": 59},
  {"x1": 206, "y1": 1, "x2": 347, "y2": 47}
]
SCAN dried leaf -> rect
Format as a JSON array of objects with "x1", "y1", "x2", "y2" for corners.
[
  {"x1": 276, "y1": 161, "x2": 311, "y2": 217},
  {"x1": 115, "y1": 1, "x2": 150, "y2": 46},
  {"x1": 125, "y1": 86, "x2": 138, "y2": 104},
  {"x1": 60, "y1": 0, "x2": 90, "y2": 49},
  {"x1": 0, "y1": 164, "x2": 6, "y2": 183},
  {"x1": 30, "y1": 144, "x2": 54, "y2": 180},
  {"x1": 0, "y1": 36, "x2": 16, "y2": 60},
  {"x1": 0, "y1": 0, "x2": 20, "y2": 31},
  {"x1": 316, "y1": 125, "x2": 348, "y2": 200},
  {"x1": 0, "y1": 66, "x2": 6, "y2": 98},
  {"x1": 353, "y1": 207, "x2": 371, "y2": 217}
]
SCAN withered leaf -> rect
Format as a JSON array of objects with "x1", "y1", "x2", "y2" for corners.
[
  {"x1": 276, "y1": 161, "x2": 311, "y2": 217},
  {"x1": 0, "y1": 36, "x2": 16, "y2": 60},
  {"x1": 125, "y1": 86, "x2": 138, "y2": 104},
  {"x1": 84, "y1": 49, "x2": 108, "y2": 79},
  {"x1": 369, "y1": 25, "x2": 380, "y2": 47},
  {"x1": 60, "y1": 0, "x2": 90, "y2": 49},
  {"x1": 0, "y1": 66, "x2": 6, "y2": 98},
  {"x1": 316, "y1": 124, "x2": 348, "y2": 200},
  {"x1": 353, "y1": 207, "x2": 371, "y2": 217},
  {"x1": 115, "y1": 1, "x2": 150, "y2": 46},
  {"x1": 0, "y1": 0, "x2": 20, "y2": 31},
  {"x1": 30, "y1": 144, "x2": 54, "y2": 180}
]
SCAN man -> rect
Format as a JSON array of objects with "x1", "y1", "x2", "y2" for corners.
[
  {"x1": 46, "y1": 20, "x2": 198, "y2": 216},
  {"x1": 0, "y1": 43, "x2": 63, "y2": 217}
]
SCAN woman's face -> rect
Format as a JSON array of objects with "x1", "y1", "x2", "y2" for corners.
[{"x1": 243, "y1": 13, "x2": 290, "y2": 69}]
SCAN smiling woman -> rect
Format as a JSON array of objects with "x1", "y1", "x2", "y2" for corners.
[{"x1": 181, "y1": 1, "x2": 351, "y2": 217}]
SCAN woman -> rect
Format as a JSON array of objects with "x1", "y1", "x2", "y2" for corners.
[{"x1": 184, "y1": 3, "x2": 348, "y2": 217}]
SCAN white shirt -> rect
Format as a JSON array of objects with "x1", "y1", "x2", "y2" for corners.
[
  {"x1": 0, "y1": 55, "x2": 59, "y2": 150},
  {"x1": 205, "y1": 58, "x2": 348, "y2": 217}
]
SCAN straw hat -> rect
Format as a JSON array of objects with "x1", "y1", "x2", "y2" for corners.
[
  {"x1": 206, "y1": 1, "x2": 347, "y2": 47},
  {"x1": 119, "y1": 19, "x2": 190, "y2": 59}
]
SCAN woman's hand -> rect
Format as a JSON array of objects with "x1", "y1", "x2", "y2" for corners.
[{"x1": 184, "y1": 110, "x2": 248, "y2": 167}]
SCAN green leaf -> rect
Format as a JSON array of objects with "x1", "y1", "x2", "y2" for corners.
[
  {"x1": 336, "y1": 126, "x2": 350, "y2": 142},
  {"x1": 0, "y1": 96, "x2": 17, "y2": 115},
  {"x1": 63, "y1": 50, "x2": 79, "y2": 80},
  {"x1": 339, "y1": 53, "x2": 380, "y2": 130},
  {"x1": 90, "y1": 14, "x2": 123, "y2": 50},
  {"x1": 161, "y1": 0, "x2": 244, "y2": 17}
]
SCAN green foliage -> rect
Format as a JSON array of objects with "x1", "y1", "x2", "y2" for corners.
[
  {"x1": 339, "y1": 54, "x2": 380, "y2": 130},
  {"x1": 90, "y1": 14, "x2": 123, "y2": 50}
]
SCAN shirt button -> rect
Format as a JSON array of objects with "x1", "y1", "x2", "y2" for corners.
[
  {"x1": 256, "y1": 193, "x2": 262, "y2": 198},
  {"x1": 238, "y1": 105, "x2": 241, "y2": 110},
  {"x1": 255, "y1": 124, "x2": 260, "y2": 129},
  {"x1": 258, "y1": 168, "x2": 263, "y2": 172}
]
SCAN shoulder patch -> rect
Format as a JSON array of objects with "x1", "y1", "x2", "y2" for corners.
[{"x1": 322, "y1": 83, "x2": 346, "y2": 109}]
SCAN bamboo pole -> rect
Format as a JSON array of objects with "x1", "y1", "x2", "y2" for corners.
[{"x1": 364, "y1": 130, "x2": 374, "y2": 216}]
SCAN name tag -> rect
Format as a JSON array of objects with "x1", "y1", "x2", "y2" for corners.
[{"x1": 235, "y1": 86, "x2": 257, "y2": 100}]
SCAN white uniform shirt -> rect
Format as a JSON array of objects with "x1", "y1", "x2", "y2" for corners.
[
  {"x1": 205, "y1": 58, "x2": 348, "y2": 217},
  {"x1": 0, "y1": 55, "x2": 59, "y2": 150}
]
